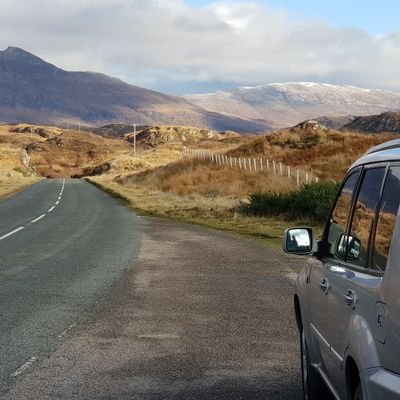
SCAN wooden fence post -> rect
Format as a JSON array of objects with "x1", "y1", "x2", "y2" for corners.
[
  {"x1": 253, "y1": 159, "x2": 257, "y2": 171},
  {"x1": 260, "y1": 158, "x2": 263, "y2": 170},
  {"x1": 296, "y1": 168, "x2": 300, "y2": 188}
]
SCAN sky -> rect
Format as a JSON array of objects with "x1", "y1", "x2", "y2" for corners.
[{"x1": 1, "y1": 0, "x2": 400, "y2": 94}]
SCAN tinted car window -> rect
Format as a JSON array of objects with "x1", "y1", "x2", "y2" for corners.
[
  {"x1": 326, "y1": 171, "x2": 360, "y2": 259},
  {"x1": 346, "y1": 168, "x2": 385, "y2": 267},
  {"x1": 373, "y1": 167, "x2": 400, "y2": 271}
]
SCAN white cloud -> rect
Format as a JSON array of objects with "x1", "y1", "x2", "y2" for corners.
[{"x1": 0, "y1": 0, "x2": 399, "y2": 93}]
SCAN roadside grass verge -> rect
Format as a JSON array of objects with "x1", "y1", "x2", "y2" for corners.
[
  {"x1": 0, "y1": 175, "x2": 41, "y2": 200},
  {"x1": 87, "y1": 176, "x2": 324, "y2": 248},
  {"x1": 118, "y1": 157, "x2": 297, "y2": 196}
]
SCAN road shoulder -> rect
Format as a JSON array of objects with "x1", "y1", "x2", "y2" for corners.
[{"x1": 5, "y1": 216, "x2": 302, "y2": 400}]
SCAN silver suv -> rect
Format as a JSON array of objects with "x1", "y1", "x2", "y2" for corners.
[{"x1": 283, "y1": 140, "x2": 400, "y2": 400}]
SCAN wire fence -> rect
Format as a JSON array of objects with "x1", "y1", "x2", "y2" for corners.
[{"x1": 183, "y1": 147, "x2": 319, "y2": 188}]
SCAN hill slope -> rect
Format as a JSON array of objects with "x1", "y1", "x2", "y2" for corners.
[
  {"x1": 0, "y1": 47, "x2": 267, "y2": 133},
  {"x1": 342, "y1": 111, "x2": 400, "y2": 133},
  {"x1": 184, "y1": 83, "x2": 400, "y2": 129},
  {"x1": 225, "y1": 121, "x2": 396, "y2": 180}
]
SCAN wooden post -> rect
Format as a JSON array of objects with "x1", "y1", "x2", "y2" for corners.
[
  {"x1": 273, "y1": 160, "x2": 276, "y2": 175},
  {"x1": 306, "y1": 172, "x2": 309, "y2": 184},
  {"x1": 239, "y1": 158, "x2": 242, "y2": 169},
  {"x1": 267, "y1": 159, "x2": 269, "y2": 170},
  {"x1": 249, "y1": 158, "x2": 252, "y2": 171},
  {"x1": 280, "y1": 162, "x2": 283, "y2": 176},
  {"x1": 230, "y1": 157, "x2": 233, "y2": 168},
  {"x1": 260, "y1": 158, "x2": 263, "y2": 170},
  {"x1": 253, "y1": 158, "x2": 257, "y2": 171},
  {"x1": 315, "y1": 177, "x2": 319, "y2": 183},
  {"x1": 296, "y1": 168, "x2": 300, "y2": 188},
  {"x1": 287, "y1": 166, "x2": 290, "y2": 179}
]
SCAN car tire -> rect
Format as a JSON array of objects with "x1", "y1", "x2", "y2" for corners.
[
  {"x1": 301, "y1": 328, "x2": 331, "y2": 400},
  {"x1": 353, "y1": 383, "x2": 364, "y2": 400}
]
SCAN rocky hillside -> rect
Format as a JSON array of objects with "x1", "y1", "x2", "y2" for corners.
[
  {"x1": 184, "y1": 83, "x2": 400, "y2": 129},
  {"x1": 342, "y1": 111, "x2": 400, "y2": 133},
  {"x1": 0, "y1": 47, "x2": 267, "y2": 133},
  {"x1": 125, "y1": 126, "x2": 240, "y2": 148},
  {"x1": 0, "y1": 124, "x2": 132, "y2": 178}
]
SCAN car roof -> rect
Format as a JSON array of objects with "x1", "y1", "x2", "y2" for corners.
[{"x1": 350, "y1": 139, "x2": 400, "y2": 170}]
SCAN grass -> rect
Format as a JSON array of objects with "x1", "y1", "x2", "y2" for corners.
[
  {"x1": 118, "y1": 157, "x2": 297, "y2": 196},
  {"x1": 88, "y1": 175, "x2": 324, "y2": 248},
  {"x1": 0, "y1": 175, "x2": 41, "y2": 199},
  {"x1": 243, "y1": 181, "x2": 340, "y2": 223},
  {"x1": 227, "y1": 127, "x2": 397, "y2": 180}
]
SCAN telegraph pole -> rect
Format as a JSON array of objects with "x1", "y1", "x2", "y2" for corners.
[{"x1": 133, "y1": 123, "x2": 137, "y2": 157}]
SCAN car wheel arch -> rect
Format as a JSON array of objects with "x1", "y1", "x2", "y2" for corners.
[{"x1": 345, "y1": 356, "x2": 361, "y2": 400}]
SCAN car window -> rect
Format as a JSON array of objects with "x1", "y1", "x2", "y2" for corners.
[
  {"x1": 372, "y1": 167, "x2": 400, "y2": 272},
  {"x1": 346, "y1": 168, "x2": 386, "y2": 268},
  {"x1": 326, "y1": 171, "x2": 360, "y2": 259}
]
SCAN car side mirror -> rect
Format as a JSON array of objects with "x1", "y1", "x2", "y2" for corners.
[
  {"x1": 283, "y1": 227, "x2": 315, "y2": 255},
  {"x1": 336, "y1": 233, "x2": 361, "y2": 260}
]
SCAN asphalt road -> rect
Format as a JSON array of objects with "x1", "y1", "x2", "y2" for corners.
[
  {"x1": 0, "y1": 179, "x2": 142, "y2": 396},
  {"x1": 3, "y1": 200, "x2": 303, "y2": 400}
]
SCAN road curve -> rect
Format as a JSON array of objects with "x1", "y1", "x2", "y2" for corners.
[{"x1": 0, "y1": 179, "x2": 142, "y2": 395}]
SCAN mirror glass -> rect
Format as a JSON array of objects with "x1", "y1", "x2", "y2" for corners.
[{"x1": 286, "y1": 228, "x2": 312, "y2": 253}]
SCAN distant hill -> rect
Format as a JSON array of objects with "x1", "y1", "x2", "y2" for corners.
[
  {"x1": 342, "y1": 111, "x2": 400, "y2": 133},
  {"x1": 0, "y1": 47, "x2": 267, "y2": 133},
  {"x1": 315, "y1": 115, "x2": 355, "y2": 130},
  {"x1": 89, "y1": 124, "x2": 151, "y2": 137},
  {"x1": 184, "y1": 83, "x2": 400, "y2": 129}
]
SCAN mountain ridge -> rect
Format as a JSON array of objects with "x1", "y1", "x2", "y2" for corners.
[
  {"x1": 184, "y1": 82, "x2": 400, "y2": 129},
  {"x1": 0, "y1": 47, "x2": 268, "y2": 133}
]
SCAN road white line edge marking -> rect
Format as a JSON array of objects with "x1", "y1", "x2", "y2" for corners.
[
  {"x1": 11, "y1": 356, "x2": 38, "y2": 377},
  {"x1": 47, "y1": 206, "x2": 56, "y2": 213},
  {"x1": 55, "y1": 201, "x2": 60, "y2": 205},
  {"x1": 0, "y1": 227, "x2": 24, "y2": 241},
  {"x1": 57, "y1": 323, "x2": 77, "y2": 339},
  {"x1": 30, "y1": 214, "x2": 46, "y2": 224}
]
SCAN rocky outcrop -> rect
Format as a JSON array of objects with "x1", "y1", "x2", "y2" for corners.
[{"x1": 21, "y1": 149, "x2": 35, "y2": 174}]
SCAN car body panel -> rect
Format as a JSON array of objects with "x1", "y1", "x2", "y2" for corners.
[{"x1": 290, "y1": 139, "x2": 400, "y2": 399}]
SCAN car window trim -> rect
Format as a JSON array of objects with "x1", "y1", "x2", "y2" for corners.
[
  {"x1": 320, "y1": 167, "x2": 362, "y2": 260},
  {"x1": 369, "y1": 162, "x2": 400, "y2": 273},
  {"x1": 342, "y1": 163, "x2": 388, "y2": 276}
]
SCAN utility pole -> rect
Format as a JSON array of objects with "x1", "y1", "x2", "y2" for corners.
[
  {"x1": 78, "y1": 121, "x2": 81, "y2": 132},
  {"x1": 133, "y1": 123, "x2": 137, "y2": 157}
]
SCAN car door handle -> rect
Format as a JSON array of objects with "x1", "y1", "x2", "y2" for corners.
[
  {"x1": 344, "y1": 289, "x2": 357, "y2": 308},
  {"x1": 320, "y1": 278, "x2": 330, "y2": 293}
]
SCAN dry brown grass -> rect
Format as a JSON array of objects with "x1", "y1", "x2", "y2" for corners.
[
  {"x1": 0, "y1": 174, "x2": 41, "y2": 199},
  {"x1": 89, "y1": 175, "x2": 320, "y2": 248},
  {"x1": 227, "y1": 127, "x2": 397, "y2": 180},
  {"x1": 118, "y1": 158, "x2": 296, "y2": 197}
]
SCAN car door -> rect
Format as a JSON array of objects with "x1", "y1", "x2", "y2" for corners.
[
  {"x1": 320, "y1": 165, "x2": 387, "y2": 398},
  {"x1": 307, "y1": 169, "x2": 361, "y2": 386}
]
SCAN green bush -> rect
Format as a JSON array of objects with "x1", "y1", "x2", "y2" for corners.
[{"x1": 243, "y1": 181, "x2": 340, "y2": 222}]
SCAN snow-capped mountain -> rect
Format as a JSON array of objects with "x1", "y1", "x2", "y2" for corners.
[{"x1": 183, "y1": 82, "x2": 400, "y2": 129}]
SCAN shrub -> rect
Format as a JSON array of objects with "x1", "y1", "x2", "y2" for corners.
[{"x1": 243, "y1": 181, "x2": 340, "y2": 222}]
